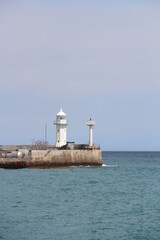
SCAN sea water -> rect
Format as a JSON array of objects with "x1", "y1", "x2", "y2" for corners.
[{"x1": 0, "y1": 152, "x2": 160, "y2": 240}]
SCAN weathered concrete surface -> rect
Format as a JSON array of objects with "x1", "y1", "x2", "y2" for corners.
[
  {"x1": 0, "y1": 159, "x2": 27, "y2": 169},
  {"x1": 29, "y1": 149, "x2": 102, "y2": 168},
  {"x1": 0, "y1": 148, "x2": 102, "y2": 169}
]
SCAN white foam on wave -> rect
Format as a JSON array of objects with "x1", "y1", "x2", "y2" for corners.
[
  {"x1": 102, "y1": 164, "x2": 118, "y2": 168},
  {"x1": 70, "y1": 165, "x2": 91, "y2": 168}
]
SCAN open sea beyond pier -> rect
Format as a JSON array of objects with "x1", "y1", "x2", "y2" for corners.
[{"x1": 0, "y1": 152, "x2": 160, "y2": 240}]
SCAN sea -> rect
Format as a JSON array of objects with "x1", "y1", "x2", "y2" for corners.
[{"x1": 0, "y1": 152, "x2": 160, "y2": 240}]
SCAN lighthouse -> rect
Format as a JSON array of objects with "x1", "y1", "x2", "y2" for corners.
[
  {"x1": 54, "y1": 108, "x2": 68, "y2": 147},
  {"x1": 86, "y1": 118, "x2": 95, "y2": 147}
]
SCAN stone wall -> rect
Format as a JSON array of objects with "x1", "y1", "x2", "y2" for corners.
[
  {"x1": 28, "y1": 148, "x2": 102, "y2": 167},
  {"x1": 0, "y1": 148, "x2": 102, "y2": 168}
]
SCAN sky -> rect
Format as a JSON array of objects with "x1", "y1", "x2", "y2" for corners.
[{"x1": 0, "y1": 0, "x2": 160, "y2": 150}]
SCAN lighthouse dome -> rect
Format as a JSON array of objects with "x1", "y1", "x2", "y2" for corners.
[{"x1": 56, "y1": 107, "x2": 66, "y2": 116}]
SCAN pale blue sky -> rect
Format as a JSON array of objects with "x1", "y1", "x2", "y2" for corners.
[{"x1": 0, "y1": 0, "x2": 160, "y2": 150}]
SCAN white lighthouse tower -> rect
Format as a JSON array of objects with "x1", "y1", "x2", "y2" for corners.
[
  {"x1": 54, "y1": 108, "x2": 68, "y2": 147},
  {"x1": 86, "y1": 118, "x2": 95, "y2": 147}
]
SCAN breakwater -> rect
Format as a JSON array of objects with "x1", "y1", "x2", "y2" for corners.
[{"x1": 0, "y1": 145, "x2": 102, "y2": 169}]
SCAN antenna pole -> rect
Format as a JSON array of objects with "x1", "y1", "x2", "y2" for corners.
[{"x1": 45, "y1": 123, "x2": 47, "y2": 143}]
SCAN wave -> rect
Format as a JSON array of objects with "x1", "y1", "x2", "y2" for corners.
[
  {"x1": 102, "y1": 164, "x2": 118, "y2": 168},
  {"x1": 70, "y1": 165, "x2": 90, "y2": 168}
]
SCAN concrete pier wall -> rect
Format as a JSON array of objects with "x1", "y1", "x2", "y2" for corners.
[
  {"x1": 29, "y1": 149, "x2": 102, "y2": 167},
  {"x1": 0, "y1": 148, "x2": 102, "y2": 169}
]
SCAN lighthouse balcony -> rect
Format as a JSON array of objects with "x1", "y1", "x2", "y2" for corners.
[
  {"x1": 86, "y1": 120, "x2": 95, "y2": 126},
  {"x1": 54, "y1": 120, "x2": 68, "y2": 125}
]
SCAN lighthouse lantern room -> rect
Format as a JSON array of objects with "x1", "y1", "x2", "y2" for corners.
[{"x1": 54, "y1": 108, "x2": 68, "y2": 147}]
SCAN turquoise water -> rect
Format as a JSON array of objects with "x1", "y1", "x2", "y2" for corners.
[{"x1": 1, "y1": 152, "x2": 160, "y2": 240}]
